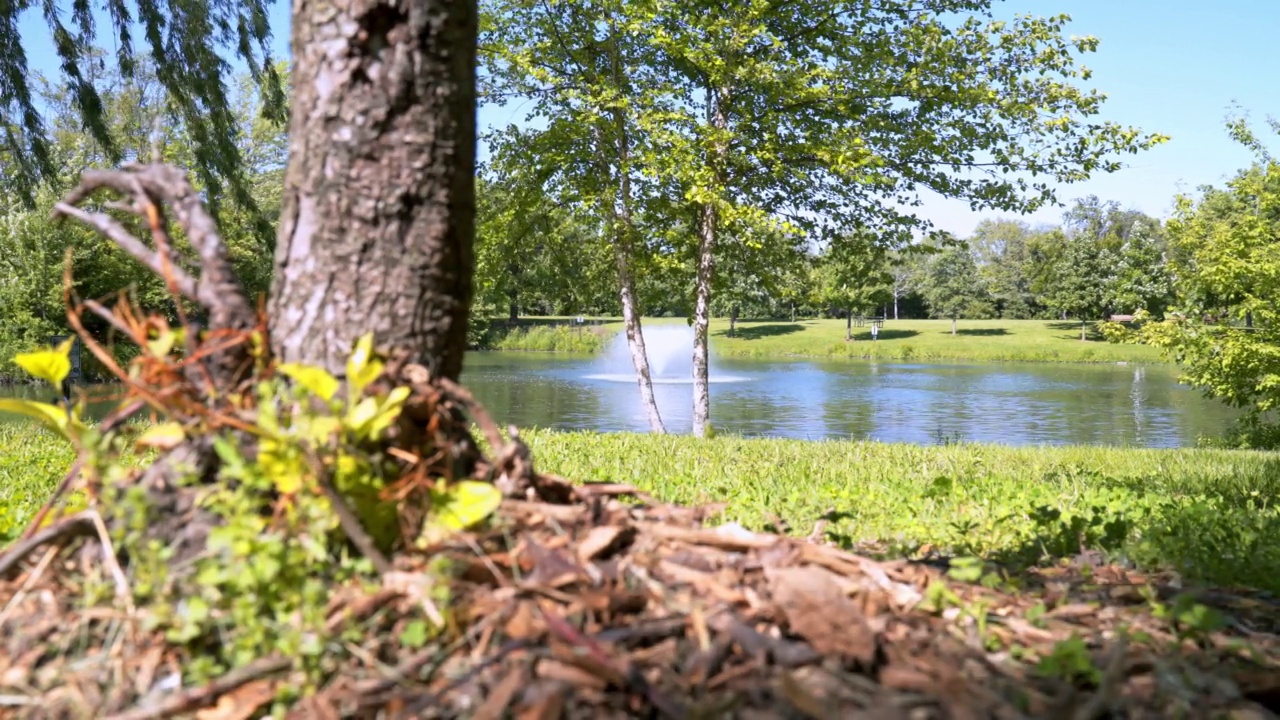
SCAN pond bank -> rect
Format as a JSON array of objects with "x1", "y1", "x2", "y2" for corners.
[{"x1": 487, "y1": 317, "x2": 1168, "y2": 365}]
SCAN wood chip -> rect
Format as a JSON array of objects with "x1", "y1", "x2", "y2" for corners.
[{"x1": 766, "y1": 565, "x2": 877, "y2": 664}]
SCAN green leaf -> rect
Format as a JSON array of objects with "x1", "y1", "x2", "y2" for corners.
[
  {"x1": 365, "y1": 386, "x2": 412, "y2": 440},
  {"x1": 278, "y1": 363, "x2": 340, "y2": 402},
  {"x1": 14, "y1": 338, "x2": 74, "y2": 385},
  {"x1": 0, "y1": 399, "x2": 77, "y2": 440},
  {"x1": 136, "y1": 421, "x2": 186, "y2": 450},
  {"x1": 399, "y1": 619, "x2": 430, "y2": 648},
  {"x1": 346, "y1": 332, "x2": 383, "y2": 396},
  {"x1": 419, "y1": 481, "x2": 503, "y2": 546}
]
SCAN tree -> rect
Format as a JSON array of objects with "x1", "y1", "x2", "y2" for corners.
[
  {"x1": 1143, "y1": 127, "x2": 1280, "y2": 445},
  {"x1": 1042, "y1": 232, "x2": 1117, "y2": 340},
  {"x1": 481, "y1": 1, "x2": 673, "y2": 433},
  {"x1": 267, "y1": 0, "x2": 477, "y2": 380},
  {"x1": 1, "y1": 0, "x2": 285, "y2": 223},
  {"x1": 810, "y1": 232, "x2": 892, "y2": 340},
  {"x1": 969, "y1": 219, "x2": 1041, "y2": 319},
  {"x1": 920, "y1": 245, "x2": 991, "y2": 335}
]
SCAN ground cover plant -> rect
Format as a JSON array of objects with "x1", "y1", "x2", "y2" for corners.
[{"x1": 6, "y1": 423, "x2": 1280, "y2": 591}]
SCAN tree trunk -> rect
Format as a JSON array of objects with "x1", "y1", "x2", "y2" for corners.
[
  {"x1": 729, "y1": 305, "x2": 738, "y2": 337},
  {"x1": 615, "y1": 249, "x2": 664, "y2": 433},
  {"x1": 846, "y1": 310, "x2": 852, "y2": 341},
  {"x1": 508, "y1": 294, "x2": 518, "y2": 323},
  {"x1": 1081, "y1": 320, "x2": 1087, "y2": 341},
  {"x1": 951, "y1": 316, "x2": 957, "y2": 335},
  {"x1": 691, "y1": 83, "x2": 728, "y2": 439},
  {"x1": 790, "y1": 302, "x2": 795, "y2": 322},
  {"x1": 692, "y1": 200, "x2": 716, "y2": 438},
  {"x1": 894, "y1": 294, "x2": 899, "y2": 321},
  {"x1": 602, "y1": 26, "x2": 664, "y2": 434},
  {"x1": 269, "y1": 0, "x2": 476, "y2": 380}
]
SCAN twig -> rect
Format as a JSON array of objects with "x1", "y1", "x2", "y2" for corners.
[
  {"x1": 88, "y1": 509, "x2": 135, "y2": 613},
  {"x1": 0, "y1": 513, "x2": 97, "y2": 578},
  {"x1": 437, "y1": 377, "x2": 504, "y2": 452},
  {"x1": 0, "y1": 545, "x2": 59, "y2": 628},
  {"x1": 1072, "y1": 634, "x2": 1128, "y2": 720},
  {"x1": 53, "y1": 202, "x2": 201, "y2": 302},
  {"x1": 104, "y1": 655, "x2": 291, "y2": 720},
  {"x1": 306, "y1": 452, "x2": 392, "y2": 575},
  {"x1": 541, "y1": 608, "x2": 686, "y2": 718},
  {"x1": 20, "y1": 457, "x2": 85, "y2": 541},
  {"x1": 379, "y1": 639, "x2": 537, "y2": 717}
]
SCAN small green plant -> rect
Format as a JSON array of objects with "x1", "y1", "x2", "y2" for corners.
[
  {"x1": 3, "y1": 332, "x2": 506, "y2": 689},
  {"x1": 1036, "y1": 634, "x2": 1101, "y2": 686}
]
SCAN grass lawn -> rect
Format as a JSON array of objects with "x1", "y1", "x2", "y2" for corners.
[
  {"x1": 5, "y1": 421, "x2": 1276, "y2": 592},
  {"x1": 489, "y1": 316, "x2": 1166, "y2": 364},
  {"x1": 521, "y1": 429, "x2": 1280, "y2": 592}
]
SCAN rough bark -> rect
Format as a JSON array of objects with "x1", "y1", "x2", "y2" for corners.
[
  {"x1": 268, "y1": 0, "x2": 477, "y2": 380},
  {"x1": 692, "y1": 83, "x2": 729, "y2": 439}
]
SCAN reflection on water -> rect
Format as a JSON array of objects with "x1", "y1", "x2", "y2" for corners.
[
  {"x1": 0, "y1": 353, "x2": 1238, "y2": 448},
  {"x1": 457, "y1": 353, "x2": 1237, "y2": 448}
]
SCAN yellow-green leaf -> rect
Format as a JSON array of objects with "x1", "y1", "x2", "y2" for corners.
[
  {"x1": 366, "y1": 386, "x2": 412, "y2": 440},
  {"x1": 344, "y1": 396, "x2": 379, "y2": 436},
  {"x1": 278, "y1": 363, "x2": 340, "y2": 402},
  {"x1": 419, "y1": 481, "x2": 503, "y2": 546},
  {"x1": 136, "y1": 421, "x2": 186, "y2": 450},
  {"x1": 303, "y1": 415, "x2": 342, "y2": 444},
  {"x1": 14, "y1": 338, "x2": 73, "y2": 385},
  {"x1": 346, "y1": 333, "x2": 383, "y2": 396},
  {"x1": 146, "y1": 329, "x2": 183, "y2": 358},
  {"x1": 0, "y1": 399, "x2": 76, "y2": 440}
]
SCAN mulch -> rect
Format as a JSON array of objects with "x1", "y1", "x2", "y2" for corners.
[{"x1": 2, "y1": 479, "x2": 1278, "y2": 719}]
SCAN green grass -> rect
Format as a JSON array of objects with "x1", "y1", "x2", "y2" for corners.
[
  {"x1": 7, "y1": 423, "x2": 1275, "y2": 592},
  {"x1": 487, "y1": 322, "x2": 614, "y2": 354},
  {"x1": 520, "y1": 429, "x2": 1280, "y2": 592},
  {"x1": 489, "y1": 316, "x2": 1166, "y2": 364},
  {"x1": 0, "y1": 423, "x2": 77, "y2": 543}
]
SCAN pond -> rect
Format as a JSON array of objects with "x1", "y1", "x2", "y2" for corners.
[
  {"x1": 0, "y1": 331, "x2": 1237, "y2": 448},
  {"x1": 457, "y1": 328, "x2": 1236, "y2": 448}
]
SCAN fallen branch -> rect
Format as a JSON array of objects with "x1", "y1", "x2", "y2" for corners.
[
  {"x1": 104, "y1": 655, "x2": 291, "y2": 720},
  {"x1": 0, "y1": 513, "x2": 97, "y2": 578}
]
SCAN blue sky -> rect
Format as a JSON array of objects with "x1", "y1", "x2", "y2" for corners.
[{"x1": 18, "y1": 0, "x2": 1280, "y2": 236}]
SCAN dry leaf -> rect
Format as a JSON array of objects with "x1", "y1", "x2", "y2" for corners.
[
  {"x1": 576, "y1": 525, "x2": 624, "y2": 563},
  {"x1": 473, "y1": 661, "x2": 531, "y2": 720},
  {"x1": 765, "y1": 565, "x2": 876, "y2": 664},
  {"x1": 194, "y1": 679, "x2": 275, "y2": 720}
]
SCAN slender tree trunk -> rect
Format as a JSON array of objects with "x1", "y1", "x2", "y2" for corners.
[
  {"x1": 692, "y1": 83, "x2": 728, "y2": 439},
  {"x1": 846, "y1": 309, "x2": 852, "y2": 341},
  {"x1": 1081, "y1": 320, "x2": 1087, "y2": 341},
  {"x1": 790, "y1": 302, "x2": 795, "y2": 322},
  {"x1": 894, "y1": 293, "x2": 899, "y2": 320},
  {"x1": 951, "y1": 316, "x2": 957, "y2": 335},
  {"x1": 729, "y1": 305, "x2": 738, "y2": 337},
  {"x1": 692, "y1": 200, "x2": 716, "y2": 438},
  {"x1": 269, "y1": 0, "x2": 476, "y2": 379},
  {"x1": 602, "y1": 30, "x2": 664, "y2": 433}
]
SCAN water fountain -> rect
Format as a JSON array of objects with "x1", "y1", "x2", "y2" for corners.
[{"x1": 584, "y1": 325, "x2": 749, "y2": 384}]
